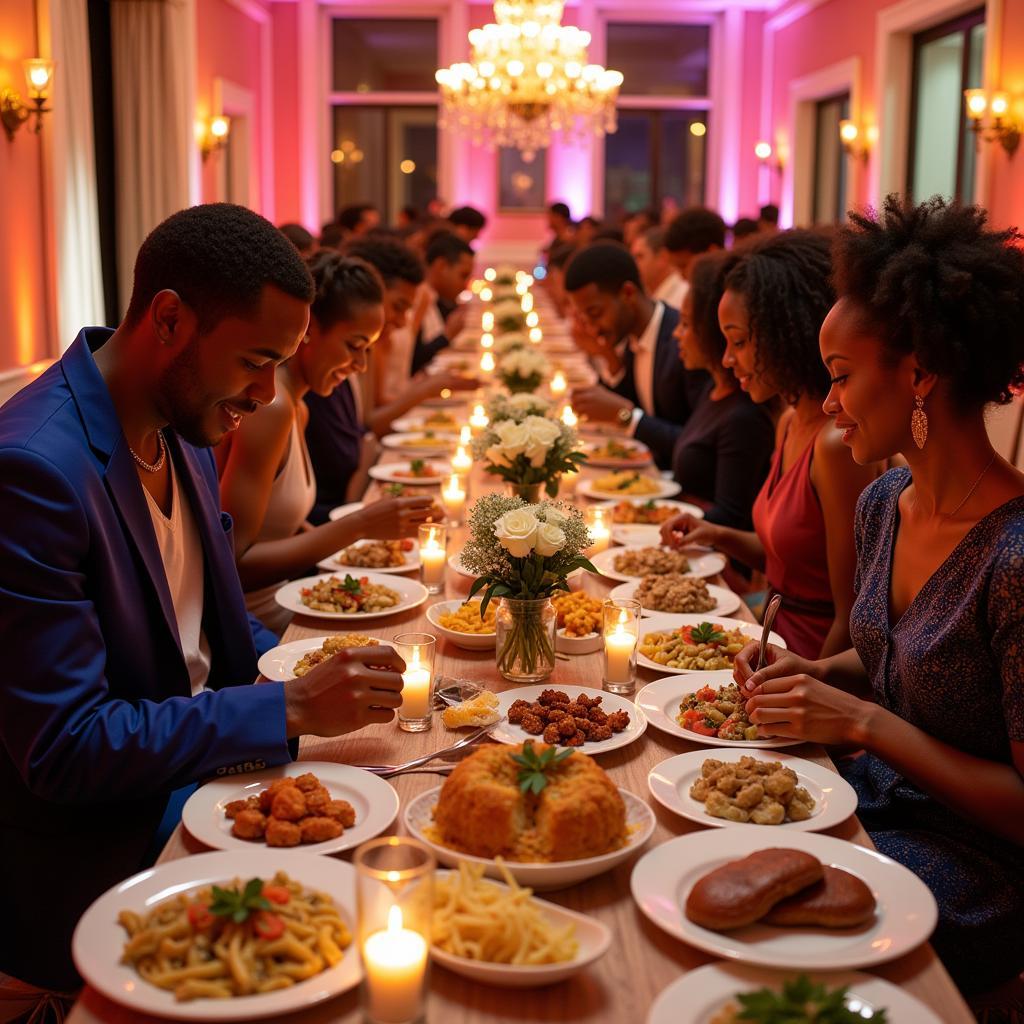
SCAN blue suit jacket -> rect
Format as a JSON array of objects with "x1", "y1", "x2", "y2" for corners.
[{"x1": 0, "y1": 329, "x2": 293, "y2": 988}]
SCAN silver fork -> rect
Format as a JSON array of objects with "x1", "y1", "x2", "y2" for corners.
[{"x1": 352, "y1": 722, "x2": 495, "y2": 777}]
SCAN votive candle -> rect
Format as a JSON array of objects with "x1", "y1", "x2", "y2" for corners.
[
  {"x1": 525, "y1": 311, "x2": 539, "y2": 328},
  {"x1": 479, "y1": 286, "x2": 493, "y2": 302},
  {"x1": 363, "y1": 905, "x2": 428, "y2": 1023},
  {"x1": 480, "y1": 351, "x2": 495, "y2": 374},
  {"x1": 529, "y1": 327, "x2": 543, "y2": 344},
  {"x1": 394, "y1": 632, "x2": 436, "y2": 730},
  {"x1": 459, "y1": 425, "x2": 472, "y2": 446},
  {"x1": 481, "y1": 310, "x2": 494, "y2": 332},
  {"x1": 469, "y1": 404, "x2": 489, "y2": 431},
  {"x1": 418, "y1": 524, "x2": 447, "y2": 595},
  {"x1": 452, "y1": 444, "x2": 473, "y2": 473},
  {"x1": 441, "y1": 473, "x2": 467, "y2": 526},
  {"x1": 480, "y1": 332, "x2": 494, "y2": 349},
  {"x1": 561, "y1": 404, "x2": 578, "y2": 428},
  {"x1": 550, "y1": 370, "x2": 567, "y2": 398},
  {"x1": 585, "y1": 507, "x2": 611, "y2": 555},
  {"x1": 521, "y1": 293, "x2": 534, "y2": 313},
  {"x1": 603, "y1": 599, "x2": 640, "y2": 694}
]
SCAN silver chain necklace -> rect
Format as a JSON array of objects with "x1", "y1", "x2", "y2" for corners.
[{"x1": 127, "y1": 430, "x2": 167, "y2": 474}]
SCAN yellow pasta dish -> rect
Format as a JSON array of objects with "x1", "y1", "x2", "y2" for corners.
[
  {"x1": 118, "y1": 872, "x2": 351, "y2": 1001},
  {"x1": 299, "y1": 575, "x2": 400, "y2": 614},
  {"x1": 437, "y1": 600, "x2": 497, "y2": 634},
  {"x1": 293, "y1": 635, "x2": 380, "y2": 676},
  {"x1": 639, "y1": 621, "x2": 748, "y2": 671},
  {"x1": 593, "y1": 471, "x2": 662, "y2": 495}
]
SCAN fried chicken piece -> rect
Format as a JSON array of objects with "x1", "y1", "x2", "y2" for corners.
[
  {"x1": 231, "y1": 809, "x2": 267, "y2": 839},
  {"x1": 564, "y1": 703, "x2": 585, "y2": 718},
  {"x1": 749, "y1": 797, "x2": 786, "y2": 825},
  {"x1": 304, "y1": 786, "x2": 333, "y2": 814},
  {"x1": 270, "y1": 785, "x2": 308, "y2": 821},
  {"x1": 557, "y1": 717, "x2": 578, "y2": 738},
  {"x1": 606, "y1": 710, "x2": 630, "y2": 732},
  {"x1": 293, "y1": 773, "x2": 322, "y2": 792},
  {"x1": 588, "y1": 708, "x2": 609, "y2": 726},
  {"x1": 543, "y1": 724, "x2": 562, "y2": 745},
  {"x1": 563, "y1": 731, "x2": 585, "y2": 747},
  {"x1": 224, "y1": 797, "x2": 259, "y2": 819},
  {"x1": 300, "y1": 816, "x2": 344, "y2": 843},
  {"x1": 265, "y1": 817, "x2": 302, "y2": 847},
  {"x1": 546, "y1": 709, "x2": 567, "y2": 722},
  {"x1": 259, "y1": 777, "x2": 298, "y2": 813},
  {"x1": 734, "y1": 782, "x2": 765, "y2": 809},
  {"x1": 324, "y1": 799, "x2": 357, "y2": 827},
  {"x1": 520, "y1": 713, "x2": 545, "y2": 735},
  {"x1": 713, "y1": 771, "x2": 742, "y2": 796},
  {"x1": 701, "y1": 759, "x2": 724, "y2": 778},
  {"x1": 690, "y1": 778, "x2": 710, "y2": 801},
  {"x1": 575, "y1": 694, "x2": 598, "y2": 709},
  {"x1": 705, "y1": 789, "x2": 749, "y2": 822},
  {"x1": 590, "y1": 724, "x2": 613, "y2": 741},
  {"x1": 507, "y1": 700, "x2": 530, "y2": 724},
  {"x1": 764, "y1": 770, "x2": 796, "y2": 801},
  {"x1": 538, "y1": 689, "x2": 569, "y2": 706}
]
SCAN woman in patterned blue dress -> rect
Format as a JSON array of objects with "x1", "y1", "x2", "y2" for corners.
[{"x1": 734, "y1": 196, "x2": 1024, "y2": 995}]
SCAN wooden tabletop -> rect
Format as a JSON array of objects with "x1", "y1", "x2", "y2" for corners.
[{"x1": 69, "y1": 356, "x2": 972, "y2": 1024}]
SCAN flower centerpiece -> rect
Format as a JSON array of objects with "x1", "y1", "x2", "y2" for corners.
[
  {"x1": 493, "y1": 264, "x2": 517, "y2": 286},
  {"x1": 497, "y1": 348, "x2": 546, "y2": 393},
  {"x1": 472, "y1": 414, "x2": 585, "y2": 500},
  {"x1": 492, "y1": 332, "x2": 529, "y2": 356},
  {"x1": 462, "y1": 495, "x2": 596, "y2": 682},
  {"x1": 492, "y1": 299, "x2": 527, "y2": 334},
  {"x1": 486, "y1": 392, "x2": 552, "y2": 424}
]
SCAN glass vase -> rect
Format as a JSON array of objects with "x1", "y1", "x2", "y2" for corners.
[
  {"x1": 495, "y1": 597, "x2": 557, "y2": 684},
  {"x1": 505, "y1": 481, "x2": 545, "y2": 503}
]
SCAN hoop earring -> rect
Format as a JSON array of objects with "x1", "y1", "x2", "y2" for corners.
[{"x1": 911, "y1": 394, "x2": 928, "y2": 450}]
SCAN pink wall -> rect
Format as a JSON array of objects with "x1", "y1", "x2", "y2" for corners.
[
  {"x1": 270, "y1": 3, "x2": 302, "y2": 227},
  {"x1": 986, "y1": 0, "x2": 1024, "y2": 228},
  {"x1": 737, "y1": 9, "x2": 767, "y2": 219},
  {"x1": 0, "y1": 0, "x2": 54, "y2": 373}
]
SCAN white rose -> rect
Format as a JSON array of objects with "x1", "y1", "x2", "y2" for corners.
[
  {"x1": 534, "y1": 523, "x2": 566, "y2": 557},
  {"x1": 541, "y1": 507, "x2": 568, "y2": 528},
  {"x1": 493, "y1": 420, "x2": 530, "y2": 459},
  {"x1": 510, "y1": 393, "x2": 545, "y2": 411},
  {"x1": 522, "y1": 416, "x2": 561, "y2": 466},
  {"x1": 485, "y1": 444, "x2": 511, "y2": 468},
  {"x1": 493, "y1": 507, "x2": 539, "y2": 557}
]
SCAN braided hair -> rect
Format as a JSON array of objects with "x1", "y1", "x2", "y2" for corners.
[
  {"x1": 833, "y1": 194, "x2": 1024, "y2": 410},
  {"x1": 724, "y1": 229, "x2": 835, "y2": 402},
  {"x1": 305, "y1": 250, "x2": 384, "y2": 331}
]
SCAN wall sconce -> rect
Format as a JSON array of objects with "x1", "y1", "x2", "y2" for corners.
[
  {"x1": 964, "y1": 88, "x2": 1020, "y2": 156},
  {"x1": 196, "y1": 115, "x2": 231, "y2": 160},
  {"x1": 838, "y1": 119, "x2": 873, "y2": 161},
  {"x1": 755, "y1": 140, "x2": 783, "y2": 173},
  {"x1": 1, "y1": 59, "x2": 56, "y2": 141}
]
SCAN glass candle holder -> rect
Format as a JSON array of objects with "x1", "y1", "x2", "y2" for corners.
[
  {"x1": 549, "y1": 369, "x2": 567, "y2": 398},
  {"x1": 480, "y1": 332, "x2": 494, "y2": 349},
  {"x1": 451, "y1": 444, "x2": 473, "y2": 475},
  {"x1": 481, "y1": 310, "x2": 494, "y2": 332},
  {"x1": 355, "y1": 837, "x2": 435, "y2": 1024},
  {"x1": 418, "y1": 524, "x2": 447, "y2": 595},
  {"x1": 561, "y1": 404, "x2": 578, "y2": 428},
  {"x1": 479, "y1": 351, "x2": 495, "y2": 375},
  {"x1": 469, "y1": 404, "x2": 489, "y2": 433},
  {"x1": 393, "y1": 632, "x2": 436, "y2": 731},
  {"x1": 440, "y1": 472, "x2": 468, "y2": 527},
  {"x1": 603, "y1": 598, "x2": 640, "y2": 694},
  {"x1": 529, "y1": 326, "x2": 543, "y2": 344},
  {"x1": 585, "y1": 507, "x2": 611, "y2": 555}
]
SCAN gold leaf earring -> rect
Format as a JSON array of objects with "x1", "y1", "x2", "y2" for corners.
[{"x1": 911, "y1": 394, "x2": 928, "y2": 450}]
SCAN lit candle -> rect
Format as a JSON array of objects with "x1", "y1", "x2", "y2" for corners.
[
  {"x1": 515, "y1": 280, "x2": 528, "y2": 296},
  {"x1": 550, "y1": 370, "x2": 567, "y2": 398},
  {"x1": 459, "y1": 425, "x2": 472, "y2": 446},
  {"x1": 480, "y1": 332, "x2": 494, "y2": 349},
  {"x1": 605, "y1": 614, "x2": 636, "y2": 684},
  {"x1": 441, "y1": 473, "x2": 467, "y2": 525},
  {"x1": 469, "y1": 404, "x2": 489, "y2": 431},
  {"x1": 521, "y1": 293, "x2": 534, "y2": 313},
  {"x1": 529, "y1": 326, "x2": 543, "y2": 344},
  {"x1": 561, "y1": 404, "x2": 578, "y2": 428},
  {"x1": 452, "y1": 444, "x2": 473, "y2": 473},
  {"x1": 484, "y1": 267, "x2": 496, "y2": 282},
  {"x1": 480, "y1": 286, "x2": 493, "y2": 302},
  {"x1": 400, "y1": 649, "x2": 433, "y2": 718},
  {"x1": 586, "y1": 507, "x2": 610, "y2": 554},
  {"x1": 480, "y1": 351, "x2": 495, "y2": 374},
  {"x1": 481, "y1": 311, "x2": 494, "y2": 332},
  {"x1": 525, "y1": 311, "x2": 539, "y2": 328},
  {"x1": 363, "y1": 904, "x2": 429, "y2": 1024},
  {"x1": 419, "y1": 524, "x2": 447, "y2": 594}
]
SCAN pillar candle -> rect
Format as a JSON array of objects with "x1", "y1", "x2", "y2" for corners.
[{"x1": 362, "y1": 905, "x2": 429, "y2": 1024}]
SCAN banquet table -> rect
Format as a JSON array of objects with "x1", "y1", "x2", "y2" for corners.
[{"x1": 69, "y1": 379, "x2": 974, "y2": 1024}]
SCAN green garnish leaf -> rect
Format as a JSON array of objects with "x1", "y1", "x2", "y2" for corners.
[
  {"x1": 735, "y1": 975, "x2": 888, "y2": 1022},
  {"x1": 342, "y1": 574, "x2": 363, "y2": 593},
  {"x1": 209, "y1": 878, "x2": 270, "y2": 925},
  {"x1": 409, "y1": 458, "x2": 426, "y2": 474},
  {"x1": 511, "y1": 740, "x2": 574, "y2": 794},
  {"x1": 689, "y1": 621, "x2": 726, "y2": 645}
]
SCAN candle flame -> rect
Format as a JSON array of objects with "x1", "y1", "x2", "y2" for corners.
[
  {"x1": 480, "y1": 351, "x2": 495, "y2": 372},
  {"x1": 460, "y1": 426, "x2": 472, "y2": 445},
  {"x1": 387, "y1": 904, "x2": 404, "y2": 931},
  {"x1": 561, "y1": 405, "x2": 577, "y2": 427},
  {"x1": 529, "y1": 327, "x2": 543, "y2": 343},
  {"x1": 481, "y1": 333, "x2": 494, "y2": 348}
]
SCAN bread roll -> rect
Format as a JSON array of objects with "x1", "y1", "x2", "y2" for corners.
[
  {"x1": 761, "y1": 865, "x2": 876, "y2": 928},
  {"x1": 685, "y1": 848, "x2": 823, "y2": 931}
]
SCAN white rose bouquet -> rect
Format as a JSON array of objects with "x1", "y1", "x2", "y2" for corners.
[
  {"x1": 492, "y1": 299, "x2": 526, "y2": 334},
  {"x1": 472, "y1": 414, "x2": 585, "y2": 496},
  {"x1": 487, "y1": 392, "x2": 552, "y2": 423},
  {"x1": 497, "y1": 348, "x2": 546, "y2": 393},
  {"x1": 492, "y1": 332, "x2": 528, "y2": 356}
]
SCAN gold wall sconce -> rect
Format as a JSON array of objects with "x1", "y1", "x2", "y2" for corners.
[
  {"x1": 197, "y1": 115, "x2": 231, "y2": 160},
  {"x1": 964, "y1": 88, "x2": 1020, "y2": 157},
  {"x1": 838, "y1": 119, "x2": 875, "y2": 161},
  {"x1": 755, "y1": 140, "x2": 784, "y2": 174},
  {"x1": 1, "y1": 59, "x2": 56, "y2": 141}
]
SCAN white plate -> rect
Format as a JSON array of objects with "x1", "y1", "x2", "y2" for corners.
[
  {"x1": 631, "y1": 830, "x2": 938, "y2": 970},
  {"x1": 426, "y1": 599, "x2": 497, "y2": 650},
  {"x1": 381, "y1": 431, "x2": 460, "y2": 455},
  {"x1": 591, "y1": 545, "x2": 727, "y2": 583},
  {"x1": 581, "y1": 440, "x2": 653, "y2": 469},
  {"x1": 404, "y1": 786, "x2": 655, "y2": 890},
  {"x1": 609, "y1": 580, "x2": 741, "y2": 619},
  {"x1": 367, "y1": 460, "x2": 450, "y2": 485},
  {"x1": 637, "y1": 614, "x2": 783, "y2": 677},
  {"x1": 431, "y1": 870, "x2": 611, "y2": 987},
  {"x1": 392, "y1": 414, "x2": 462, "y2": 433},
  {"x1": 182, "y1": 762, "x2": 400, "y2": 855},
  {"x1": 490, "y1": 685, "x2": 646, "y2": 755},
  {"x1": 647, "y1": 962, "x2": 943, "y2": 1024},
  {"x1": 647, "y1": 749, "x2": 858, "y2": 832},
  {"x1": 257, "y1": 635, "x2": 388, "y2": 681},
  {"x1": 327, "y1": 501, "x2": 364, "y2": 522},
  {"x1": 317, "y1": 540, "x2": 420, "y2": 575},
  {"x1": 577, "y1": 476, "x2": 682, "y2": 501},
  {"x1": 72, "y1": 850, "x2": 362, "y2": 1021},
  {"x1": 636, "y1": 674, "x2": 803, "y2": 749},
  {"x1": 601, "y1": 497, "x2": 705, "y2": 522},
  {"x1": 274, "y1": 572, "x2": 429, "y2": 621}
]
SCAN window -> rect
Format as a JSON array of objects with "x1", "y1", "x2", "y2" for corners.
[
  {"x1": 605, "y1": 23, "x2": 710, "y2": 97},
  {"x1": 330, "y1": 19, "x2": 439, "y2": 222},
  {"x1": 907, "y1": 9, "x2": 985, "y2": 203},
  {"x1": 812, "y1": 93, "x2": 850, "y2": 224}
]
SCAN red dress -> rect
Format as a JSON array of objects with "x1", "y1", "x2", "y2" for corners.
[{"x1": 751, "y1": 425, "x2": 834, "y2": 658}]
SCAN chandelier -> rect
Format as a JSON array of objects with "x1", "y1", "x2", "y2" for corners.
[{"x1": 435, "y1": 0, "x2": 624, "y2": 161}]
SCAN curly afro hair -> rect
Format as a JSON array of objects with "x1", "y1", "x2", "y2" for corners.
[
  {"x1": 724, "y1": 229, "x2": 835, "y2": 402},
  {"x1": 126, "y1": 203, "x2": 314, "y2": 331},
  {"x1": 344, "y1": 237, "x2": 425, "y2": 287},
  {"x1": 305, "y1": 251, "x2": 384, "y2": 330},
  {"x1": 833, "y1": 195, "x2": 1024, "y2": 409},
  {"x1": 688, "y1": 250, "x2": 741, "y2": 367}
]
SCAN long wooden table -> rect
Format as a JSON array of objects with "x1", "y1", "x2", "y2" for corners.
[{"x1": 70, "y1": 367, "x2": 973, "y2": 1024}]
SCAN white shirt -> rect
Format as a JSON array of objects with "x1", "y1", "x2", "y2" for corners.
[
  {"x1": 654, "y1": 272, "x2": 688, "y2": 310},
  {"x1": 143, "y1": 459, "x2": 212, "y2": 696},
  {"x1": 630, "y1": 300, "x2": 664, "y2": 417}
]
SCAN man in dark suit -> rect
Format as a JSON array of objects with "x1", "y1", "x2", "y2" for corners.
[
  {"x1": 0, "y1": 204, "x2": 404, "y2": 998},
  {"x1": 565, "y1": 243, "x2": 709, "y2": 467}
]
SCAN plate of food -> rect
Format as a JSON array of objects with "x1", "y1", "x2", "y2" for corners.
[
  {"x1": 492, "y1": 685, "x2": 645, "y2": 755},
  {"x1": 426, "y1": 599, "x2": 497, "y2": 650},
  {"x1": 327, "y1": 501, "x2": 364, "y2": 522},
  {"x1": 404, "y1": 743, "x2": 656, "y2": 890},
  {"x1": 647, "y1": 962, "x2": 943, "y2": 1024},
  {"x1": 275, "y1": 572, "x2": 429, "y2": 621},
  {"x1": 392, "y1": 409, "x2": 461, "y2": 433},
  {"x1": 72, "y1": 849, "x2": 362, "y2": 1020},
  {"x1": 182, "y1": 763, "x2": 399, "y2": 856},
  {"x1": 368, "y1": 459, "x2": 449, "y2": 485},
  {"x1": 636, "y1": 615, "x2": 782, "y2": 676},
  {"x1": 608, "y1": 578, "x2": 741, "y2": 618},
  {"x1": 636, "y1": 674, "x2": 803, "y2": 749},
  {"x1": 317, "y1": 538, "x2": 420, "y2": 574},
  {"x1": 582, "y1": 439, "x2": 653, "y2": 469},
  {"x1": 577, "y1": 473, "x2": 682, "y2": 501},
  {"x1": 257, "y1": 633, "x2": 387, "y2": 681},
  {"x1": 431, "y1": 862, "x2": 612, "y2": 987},
  {"x1": 590, "y1": 544, "x2": 727, "y2": 583},
  {"x1": 648, "y1": 750, "x2": 857, "y2": 832},
  {"x1": 551, "y1": 591, "x2": 605, "y2": 653},
  {"x1": 630, "y1": 830, "x2": 938, "y2": 970},
  {"x1": 380, "y1": 431, "x2": 460, "y2": 455}
]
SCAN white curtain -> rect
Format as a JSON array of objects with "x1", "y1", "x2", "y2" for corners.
[{"x1": 110, "y1": 0, "x2": 193, "y2": 316}]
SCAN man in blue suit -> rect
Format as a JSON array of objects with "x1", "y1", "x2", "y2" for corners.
[
  {"x1": 0, "y1": 204, "x2": 405, "y2": 996},
  {"x1": 565, "y1": 243, "x2": 710, "y2": 468}
]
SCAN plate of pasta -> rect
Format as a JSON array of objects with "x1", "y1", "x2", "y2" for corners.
[
  {"x1": 431, "y1": 862, "x2": 612, "y2": 986},
  {"x1": 577, "y1": 474, "x2": 682, "y2": 501},
  {"x1": 257, "y1": 633, "x2": 387, "y2": 681},
  {"x1": 71, "y1": 849, "x2": 361, "y2": 1020},
  {"x1": 274, "y1": 572, "x2": 429, "y2": 621},
  {"x1": 636, "y1": 614, "x2": 785, "y2": 677}
]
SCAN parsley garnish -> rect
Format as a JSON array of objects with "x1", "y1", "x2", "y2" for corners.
[
  {"x1": 689, "y1": 622, "x2": 726, "y2": 645},
  {"x1": 209, "y1": 878, "x2": 270, "y2": 924},
  {"x1": 410, "y1": 458, "x2": 426, "y2": 475},
  {"x1": 735, "y1": 975, "x2": 888, "y2": 1022},
  {"x1": 341, "y1": 574, "x2": 363, "y2": 593},
  {"x1": 511, "y1": 740, "x2": 574, "y2": 794}
]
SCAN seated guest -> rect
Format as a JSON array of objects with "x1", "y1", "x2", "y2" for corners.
[
  {"x1": 543, "y1": 240, "x2": 577, "y2": 318},
  {"x1": 623, "y1": 207, "x2": 659, "y2": 246},
  {"x1": 409, "y1": 230, "x2": 474, "y2": 374},
  {"x1": 278, "y1": 222, "x2": 315, "y2": 255},
  {"x1": 565, "y1": 243, "x2": 709, "y2": 468},
  {"x1": 0, "y1": 204, "x2": 406, "y2": 999},
  {"x1": 575, "y1": 215, "x2": 602, "y2": 247},
  {"x1": 731, "y1": 217, "x2": 760, "y2": 244},
  {"x1": 337, "y1": 202, "x2": 380, "y2": 239},
  {"x1": 448, "y1": 205, "x2": 487, "y2": 243},
  {"x1": 218, "y1": 251, "x2": 437, "y2": 633},
  {"x1": 319, "y1": 221, "x2": 345, "y2": 249},
  {"x1": 736, "y1": 196, "x2": 1024, "y2": 994},
  {"x1": 662, "y1": 230, "x2": 881, "y2": 658},
  {"x1": 397, "y1": 204, "x2": 419, "y2": 228},
  {"x1": 758, "y1": 202, "x2": 780, "y2": 233},
  {"x1": 632, "y1": 226, "x2": 688, "y2": 309},
  {"x1": 546, "y1": 201, "x2": 576, "y2": 248},
  {"x1": 671, "y1": 251, "x2": 774, "y2": 529},
  {"x1": 664, "y1": 206, "x2": 726, "y2": 280}
]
